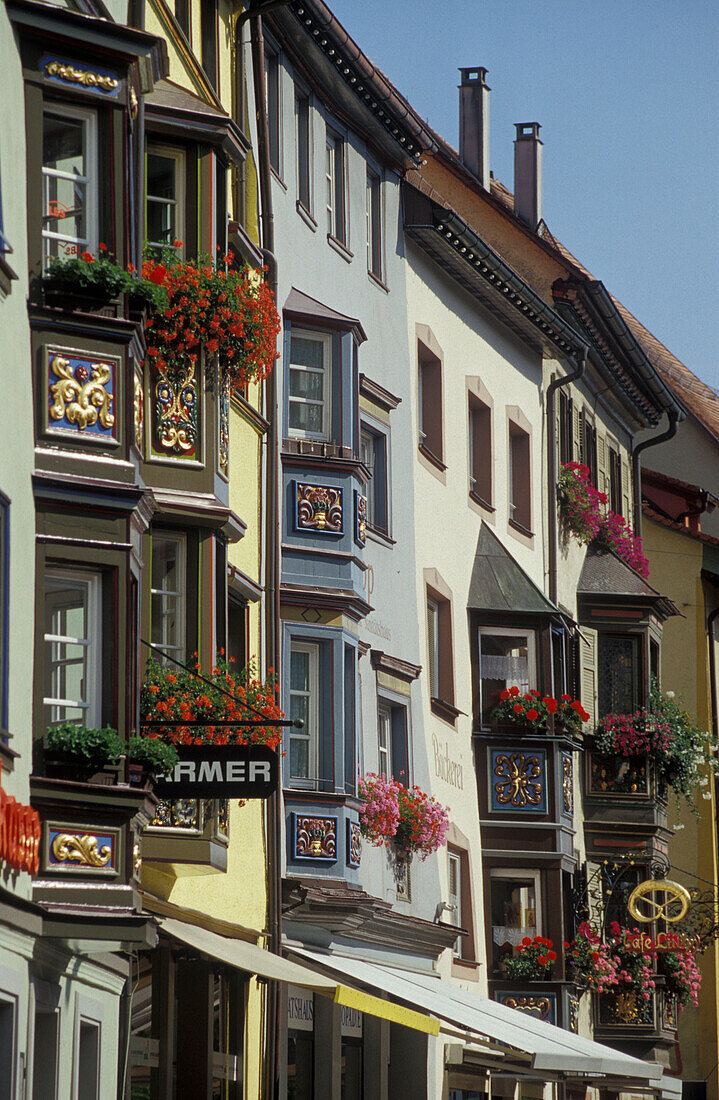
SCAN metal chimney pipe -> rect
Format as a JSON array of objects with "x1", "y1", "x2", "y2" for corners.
[
  {"x1": 513, "y1": 122, "x2": 543, "y2": 229},
  {"x1": 458, "y1": 67, "x2": 490, "y2": 190}
]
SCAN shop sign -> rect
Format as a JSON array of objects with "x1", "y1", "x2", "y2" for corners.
[
  {"x1": 287, "y1": 985, "x2": 314, "y2": 1032},
  {"x1": 130, "y1": 1037, "x2": 159, "y2": 1068},
  {"x1": 627, "y1": 879, "x2": 691, "y2": 923},
  {"x1": 0, "y1": 786, "x2": 41, "y2": 874},
  {"x1": 153, "y1": 745, "x2": 278, "y2": 799},
  {"x1": 340, "y1": 1004, "x2": 363, "y2": 1038},
  {"x1": 622, "y1": 929, "x2": 701, "y2": 953}
]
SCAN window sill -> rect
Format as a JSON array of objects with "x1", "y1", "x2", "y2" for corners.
[
  {"x1": 0, "y1": 734, "x2": 19, "y2": 773},
  {"x1": 367, "y1": 269, "x2": 389, "y2": 293},
  {"x1": 270, "y1": 165, "x2": 287, "y2": 191},
  {"x1": 0, "y1": 253, "x2": 17, "y2": 297},
  {"x1": 451, "y1": 957, "x2": 481, "y2": 978},
  {"x1": 366, "y1": 524, "x2": 396, "y2": 548},
  {"x1": 296, "y1": 200, "x2": 317, "y2": 231},
  {"x1": 508, "y1": 517, "x2": 534, "y2": 539},
  {"x1": 418, "y1": 443, "x2": 447, "y2": 472},
  {"x1": 327, "y1": 233, "x2": 353, "y2": 263},
  {"x1": 431, "y1": 697, "x2": 462, "y2": 725},
  {"x1": 469, "y1": 491, "x2": 494, "y2": 513}
]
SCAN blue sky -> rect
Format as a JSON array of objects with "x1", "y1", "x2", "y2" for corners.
[{"x1": 330, "y1": 0, "x2": 719, "y2": 388}]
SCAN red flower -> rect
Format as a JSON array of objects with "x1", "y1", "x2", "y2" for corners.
[
  {"x1": 561, "y1": 694, "x2": 571, "y2": 702},
  {"x1": 521, "y1": 937, "x2": 532, "y2": 947},
  {"x1": 99, "y1": 242, "x2": 107, "y2": 252},
  {"x1": 526, "y1": 709, "x2": 539, "y2": 721},
  {"x1": 547, "y1": 950, "x2": 557, "y2": 962},
  {"x1": 538, "y1": 955, "x2": 548, "y2": 966},
  {"x1": 513, "y1": 704, "x2": 524, "y2": 714},
  {"x1": 500, "y1": 689, "x2": 510, "y2": 701},
  {"x1": 510, "y1": 686, "x2": 520, "y2": 697},
  {"x1": 80, "y1": 251, "x2": 94, "y2": 262},
  {"x1": 580, "y1": 709, "x2": 591, "y2": 723},
  {"x1": 173, "y1": 238, "x2": 183, "y2": 248},
  {"x1": 149, "y1": 263, "x2": 167, "y2": 285},
  {"x1": 544, "y1": 697, "x2": 557, "y2": 714}
]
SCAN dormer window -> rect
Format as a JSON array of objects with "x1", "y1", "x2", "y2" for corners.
[{"x1": 42, "y1": 107, "x2": 97, "y2": 264}]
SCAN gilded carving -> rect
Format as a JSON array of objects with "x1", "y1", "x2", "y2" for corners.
[
  {"x1": 133, "y1": 841, "x2": 141, "y2": 877},
  {"x1": 49, "y1": 355, "x2": 115, "y2": 432},
  {"x1": 134, "y1": 372, "x2": 144, "y2": 452},
  {"x1": 296, "y1": 483, "x2": 343, "y2": 533},
  {"x1": 590, "y1": 752, "x2": 649, "y2": 796},
  {"x1": 356, "y1": 493, "x2": 367, "y2": 545},
  {"x1": 218, "y1": 371, "x2": 230, "y2": 475},
  {"x1": 44, "y1": 60, "x2": 119, "y2": 92},
  {"x1": 51, "y1": 832, "x2": 112, "y2": 867},
  {"x1": 151, "y1": 799, "x2": 199, "y2": 829},
  {"x1": 294, "y1": 815, "x2": 337, "y2": 860},
  {"x1": 153, "y1": 364, "x2": 199, "y2": 457},
  {"x1": 347, "y1": 820, "x2": 362, "y2": 867},
  {"x1": 493, "y1": 752, "x2": 543, "y2": 808},
  {"x1": 502, "y1": 995, "x2": 551, "y2": 1021},
  {"x1": 562, "y1": 753, "x2": 573, "y2": 813}
]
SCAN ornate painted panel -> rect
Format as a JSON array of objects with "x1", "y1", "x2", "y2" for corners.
[
  {"x1": 150, "y1": 362, "x2": 201, "y2": 461},
  {"x1": 598, "y1": 988, "x2": 655, "y2": 1027},
  {"x1": 45, "y1": 348, "x2": 118, "y2": 442},
  {"x1": 562, "y1": 753, "x2": 573, "y2": 814},
  {"x1": 42, "y1": 55, "x2": 121, "y2": 97},
  {"x1": 218, "y1": 371, "x2": 230, "y2": 478},
  {"x1": 495, "y1": 991, "x2": 557, "y2": 1025},
  {"x1": 347, "y1": 819, "x2": 362, "y2": 867},
  {"x1": 295, "y1": 483, "x2": 343, "y2": 535},
  {"x1": 150, "y1": 799, "x2": 201, "y2": 830},
  {"x1": 45, "y1": 824, "x2": 117, "y2": 874},
  {"x1": 134, "y1": 368, "x2": 144, "y2": 454},
  {"x1": 490, "y1": 748, "x2": 547, "y2": 812},
  {"x1": 355, "y1": 491, "x2": 367, "y2": 546},
  {"x1": 292, "y1": 814, "x2": 337, "y2": 861},
  {"x1": 588, "y1": 752, "x2": 649, "y2": 797}
]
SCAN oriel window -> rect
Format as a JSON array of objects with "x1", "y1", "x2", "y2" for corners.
[
  {"x1": 146, "y1": 147, "x2": 185, "y2": 256},
  {"x1": 288, "y1": 642, "x2": 319, "y2": 786},
  {"x1": 150, "y1": 533, "x2": 186, "y2": 664},
  {"x1": 42, "y1": 108, "x2": 97, "y2": 264},
  {"x1": 288, "y1": 331, "x2": 331, "y2": 440},
  {"x1": 44, "y1": 570, "x2": 102, "y2": 728}
]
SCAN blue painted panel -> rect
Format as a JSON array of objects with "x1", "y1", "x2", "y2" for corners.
[
  {"x1": 490, "y1": 747, "x2": 547, "y2": 813},
  {"x1": 47, "y1": 351, "x2": 117, "y2": 440},
  {"x1": 42, "y1": 56, "x2": 121, "y2": 97},
  {"x1": 46, "y1": 828, "x2": 116, "y2": 873}
]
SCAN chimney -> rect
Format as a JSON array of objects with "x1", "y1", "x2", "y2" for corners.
[
  {"x1": 458, "y1": 67, "x2": 490, "y2": 190},
  {"x1": 513, "y1": 122, "x2": 543, "y2": 229}
]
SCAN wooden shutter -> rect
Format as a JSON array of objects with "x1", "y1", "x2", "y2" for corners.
[
  {"x1": 596, "y1": 432, "x2": 607, "y2": 501},
  {"x1": 580, "y1": 628, "x2": 598, "y2": 728},
  {"x1": 572, "y1": 405, "x2": 582, "y2": 462},
  {"x1": 621, "y1": 455, "x2": 631, "y2": 520}
]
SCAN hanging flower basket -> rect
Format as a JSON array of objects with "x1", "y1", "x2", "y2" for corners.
[
  {"x1": 558, "y1": 462, "x2": 649, "y2": 578},
  {"x1": 358, "y1": 773, "x2": 449, "y2": 861}
]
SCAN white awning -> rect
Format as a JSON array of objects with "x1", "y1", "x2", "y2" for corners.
[{"x1": 288, "y1": 946, "x2": 668, "y2": 1089}]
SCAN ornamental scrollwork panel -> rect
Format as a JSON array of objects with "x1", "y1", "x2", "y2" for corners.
[
  {"x1": 497, "y1": 993, "x2": 556, "y2": 1025},
  {"x1": 134, "y1": 369, "x2": 144, "y2": 453},
  {"x1": 347, "y1": 820, "x2": 362, "y2": 867},
  {"x1": 355, "y1": 492, "x2": 367, "y2": 546},
  {"x1": 562, "y1": 753, "x2": 573, "y2": 814},
  {"x1": 151, "y1": 363, "x2": 200, "y2": 460},
  {"x1": 491, "y1": 749, "x2": 547, "y2": 812},
  {"x1": 295, "y1": 483, "x2": 343, "y2": 534},
  {"x1": 588, "y1": 752, "x2": 649, "y2": 797},
  {"x1": 42, "y1": 56, "x2": 121, "y2": 95},
  {"x1": 46, "y1": 827, "x2": 116, "y2": 873},
  {"x1": 293, "y1": 814, "x2": 337, "y2": 861},
  {"x1": 47, "y1": 351, "x2": 117, "y2": 440}
]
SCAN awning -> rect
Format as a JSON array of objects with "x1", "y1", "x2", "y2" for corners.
[
  {"x1": 288, "y1": 947, "x2": 666, "y2": 1087},
  {"x1": 159, "y1": 919, "x2": 435, "y2": 1034}
]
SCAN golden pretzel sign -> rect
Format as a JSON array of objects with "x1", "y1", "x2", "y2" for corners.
[{"x1": 627, "y1": 879, "x2": 691, "y2": 924}]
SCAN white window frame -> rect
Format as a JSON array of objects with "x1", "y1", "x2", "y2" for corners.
[
  {"x1": 325, "y1": 129, "x2": 345, "y2": 241},
  {"x1": 427, "y1": 598, "x2": 440, "y2": 699},
  {"x1": 377, "y1": 703, "x2": 392, "y2": 780},
  {"x1": 74, "y1": 999, "x2": 102, "y2": 1100},
  {"x1": 145, "y1": 144, "x2": 185, "y2": 257},
  {"x1": 478, "y1": 625, "x2": 537, "y2": 702},
  {"x1": 150, "y1": 532, "x2": 187, "y2": 665},
  {"x1": 42, "y1": 105, "x2": 98, "y2": 266},
  {"x1": 288, "y1": 329, "x2": 332, "y2": 442},
  {"x1": 489, "y1": 868, "x2": 542, "y2": 944},
  {"x1": 288, "y1": 641, "x2": 319, "y2": 788},
  {"x1": 447, "y1": 850, "x2": 463, "y2": 956},
  {"x1": 44, "y1": 569, "x2": 102, "y2": 728}
]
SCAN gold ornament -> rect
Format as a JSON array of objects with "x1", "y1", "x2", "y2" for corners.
[{"x1": 51, "y1": 832, "x2": 112, "y2": 867}]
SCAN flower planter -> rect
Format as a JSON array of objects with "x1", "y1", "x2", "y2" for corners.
[
  {"x1": 44, "y1": 758, "x2": 121, "y2": 786},
  {"x1": 128, "y1": 762, "x2": 155, "y2": 790},
  {"x1": 44, "y1": 286, "x2": 120, "y2": 316}
]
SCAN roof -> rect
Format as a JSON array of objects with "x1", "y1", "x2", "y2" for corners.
[
  {"x1": 577, "y1": 544, "x2": 678, "y2": 619},
  {"x1": 468, "y1": 523, "x2": 559, "y2": 615},
  {"x1": 144, "y1": 79, "x2": 248, "y2": 163},
  {"x1": 283, "y1": 288, "x2": 367, "y2": 343}
]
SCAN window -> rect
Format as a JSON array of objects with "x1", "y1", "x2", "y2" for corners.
[
  {"x1": 448, "y1": 850, "x2": 463, "y2": 956},
  {"x1": 295, "y1": 88, "x2": 311, "y2": 211},
  {"x1": 42, "y1": 108, "x2": 97, "y2": 264},
  {"x1": 175, "y1": 0, "x2": 190, "y2": 39},
  {"x1": 287, "y1": 985, "x2": 313, "y2": 1100},
  {"x1": 468, "y1": 395, "x2": 491, "y2": 505},
  {"x1": 0, "y1": 497, "x2": 7, "y2": 733},
  {"x1": 289, "y1": 642, "x2": 319, "y2": 786},
  {"x1": 360, "y1": 425, "x2": 388, "y2": 533},
  {"x1": 490, "y1": 870, "x2": 541, "y2": 972},
  {"x1": 32, "y1": 1006, "x2": 58, "y2": 1100},
  {"x1": 288, "y1": 330, "x2": 331, "y2": 440},
  {"x1": 0, "y1": 156, "x2": 12, "y2": 261},
  {"x1": 265, "y1": 47, "x2": 280, "y2": 174},
  {"x1": 377, "y1": 705, "x2": 392, "y2": 778},
  {"x1": 426, "y1": 589, "x2": 454, "y2": 712},
  {"x1": 146, "y1": 147, "x2": 185, "y2": 257},
  {"x1": 581, "y1": 411, "x2": 597, "y2": 487},
  {"x1": 77, "y1": 1019, "x2": 100, "y2": 1100},
  {"x1": 478, "y1": 627, "x2": 536, "y2": 725},
  {"x1": 200, "y1": 0, "x2": 218, "y2": 90},
  {"x1": 508, "y1": 421, "x2": 531, "y2": 532},
  {"x1": 418, "y1": 341, "x2": 443, "y2": 463},
  {"x1": 366, "y1": 168, "x2": 381, "y2": 278},
  {"x1": 325, "y1": 130, "x2": 345, "y2": 242},
  {"x1": 44, "y1": 570, "x2": 101, "y2": 728},
  {"x1": 377, "y1": 699, "x2": 409, "y2": 784},
  {"x1": 598, "y1": 633, "x2": 641, "y2": 717},
  {"x1": 0, "y1": 996, "x2": 16, "y2": 1099},
  {"x1": 227, "y1": 594, "x2": 248, "y2": 671},
  {"x1": 151, "y1": 533, "x2": 186, "y2": 665},
  {"x1": 609, "y1": 445, "x2": 621, "y2": 514},
  {"x1": 558, "y1": 390, "x2": 573, "y2": 468}
]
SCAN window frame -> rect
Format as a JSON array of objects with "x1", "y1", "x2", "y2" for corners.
[
  {"x1": 468, "y1": 393, "x2": 492, "y2": 507},
  {"x1": 360, "y1": 421, "x2": 389, "y2": 534},
  {"x1": 145, "y1": 144, "x2": 186, "y2": 258},
  {"x1": 489, "y1": 867, "x2": 543, "y2": 970},
  {"x1": 417, "y1": 339, "x2": 444, "y2": 467},
  {"x1": 377, "y1": 702, "x2": 392, "y2": 780},
  {"x1": 427, "y1": 598, "x2": 440, "y2": 701},
  {"x1": 365, "y1": 166, "x2": 382, "y2": 279},
  {"x1": 478, "y1": 625, "x2": 537, "y2": 726},
  {"x1": 325, "y1": 128, "x2": 346, "y2": 244},
  {"x1": 42, "y1": 104, "x2": 98, "y2": 266},
  {"x1": 294, "y1": 84, "x2": 312, "y2": 214},
  {"x1": 150, "y1": 531, "x2": 187, "y2": 666},
  {"x1": 609, "y1": 444, "x2": 621, "y2": 514},
  {"x1": 287, "y1": 328, "x2": 332, "y2": 442},
  {"x1": 288, "y1": 641, "x2": 319, "y2": 789},
  {"x1": 508, "y1": 420, "x2": 532, "y2": 533},
  {"x1": 447, "y1": 849, "x2": 463, "y2": 957},
  {"x1": 265, "y1": 44, "x2": 281, "y2": 175},
  {"x1": 43, "y1": 567, "x2": 102, "y2": 729}
]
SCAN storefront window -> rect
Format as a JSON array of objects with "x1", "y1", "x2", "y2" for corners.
[
  {"x1": 287, "y1": 985, "x2": 314, "y2": 1100},
  {"x1": 340, "y1": 1004, "x2": 362, "y2": 1100}
]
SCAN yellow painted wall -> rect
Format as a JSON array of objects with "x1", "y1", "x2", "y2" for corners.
[{"x1": 643, "y1": 517, "x2": 719, "y2": 1094}]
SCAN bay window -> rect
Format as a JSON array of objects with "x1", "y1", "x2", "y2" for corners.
[
  {"x1": 151, "y1": 533, "x2": 186, "y2": 665},
  {"x1": 597, "y1": 633, "x2": 641, "y2": 717},
  {"x1": 42, "y1": 107, "x2": 97, "y2": 264},
  {"x1": 478, "y1": 626, "x2": 536, "y2": 724},
  {"x1": 288, "y1": 330, "x2": 331, "y2": 440},
  {"x1": 44, "y1": 569, "x2": 102, "y2": 727},
  {"x1": 490, "y1": 870, "x2": 541, "y2": 972},
  {"x1": 289, "y1": 642, "x2": 319, "y2": 786},
  {"x1": 146, "y1": 146, "x2": 185, "y2": 257}
]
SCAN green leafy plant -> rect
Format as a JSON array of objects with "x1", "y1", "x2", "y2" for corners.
[
  {"x1": 503, "y1": 935, "x2": 557, "y2": 981},
  {"x1": 491, "y1": 686, "x2": 588, "y2": 733},
  {"x1": 45, "y1": 722, "x2": 124, "y2": 770},
  {"x1": 44, "y1": 247, "x2": 130, "y2": 300},
  {"x1": 128, "y1": 735, "x2": 179, "y2": 779}
]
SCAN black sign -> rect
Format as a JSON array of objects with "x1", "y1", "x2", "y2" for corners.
[{"x1": 154, "y1": 745, "x2": 279, "y2": 799}]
